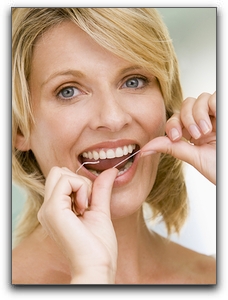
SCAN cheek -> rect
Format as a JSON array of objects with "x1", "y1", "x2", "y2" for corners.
[
  {"x1": 137, "y1": 99, "x2": 166, "y2": 138},
  {"x1": 29, "y1": 111, "x2": 77, "y2": 175},
  {"x1": 31, "y1": 105, "x2": 79, "y2": 143}
]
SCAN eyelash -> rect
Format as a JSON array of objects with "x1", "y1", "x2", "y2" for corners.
[
  {"x1": 56, "y1": 86, "x2": 82, "y2": 101},
  {"x1": 56, "y1": 75, "x2": 149, "y2": 101},
  {"x1": 121, "y1": 76, "x2": 149, "y2": 90}
]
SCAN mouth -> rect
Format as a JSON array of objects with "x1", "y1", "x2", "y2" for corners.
[{"x1": 78, "y1": 143, "x2": 140, "y2": 177}]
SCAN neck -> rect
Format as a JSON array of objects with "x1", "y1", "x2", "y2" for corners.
[
  {"x1": 112, "y1": 207, "x2": 159, "y2": 284},
  {"x1": 34, "y1": 206, "x2": 162, "y2": 284}
]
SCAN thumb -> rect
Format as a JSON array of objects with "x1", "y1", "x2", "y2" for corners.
[
  {"x1": 141, "y1": 136, "x2": 198, "y2": 167},
  {"x1": 90, "y1": 168, "x2": 118, "y2": 217}
]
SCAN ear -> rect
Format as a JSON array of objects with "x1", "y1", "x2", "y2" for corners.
[{"x1": 15, "y1": 129, "x2": 31, "y2": 151}]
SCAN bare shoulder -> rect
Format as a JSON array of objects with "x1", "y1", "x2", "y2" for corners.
[
  {"x1": 168, "y1": 240, "x2": 216, "y2": 284},
  {"x1": 186, "y1": 251, "x2": 216, "y2": 284},
  {"x1": 12, "y1": 235, "x2": 71, "y2": 284},
  {"x1": 12, "y1": 243, "x2": 34, "y2": 284}
]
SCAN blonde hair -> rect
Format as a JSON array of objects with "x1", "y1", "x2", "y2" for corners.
[{"x1": 12, "y1": 8, "x2": 187, "y2": 245}]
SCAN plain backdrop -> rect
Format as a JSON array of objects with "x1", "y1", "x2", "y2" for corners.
[{"x1": 12, "y1": 7, "x2": 216, "y2": 256}]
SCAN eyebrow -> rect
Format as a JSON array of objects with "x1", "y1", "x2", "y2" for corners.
[
  {"x1": 41, "y1": 65, "x2": 145, "y2": 87},
  {"x1": 118, "y1": 65, "x2": 145, "y2": 75},
  {"x1": 41, "y1": 70, "x2": 85, "y2": 87}
]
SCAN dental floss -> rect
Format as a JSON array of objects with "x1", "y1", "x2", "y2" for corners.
[
  {"x1": 112, "y1": 149, "x2": 141, "y2": 169},
  {"x1": 76, "y1": 161, "x2": 100, "y2": 174},
  {"x1": 76, "y1": 149, "x2": 141, "y2": 174}
]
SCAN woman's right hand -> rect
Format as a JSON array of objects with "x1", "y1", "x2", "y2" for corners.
[{"x1": 37, "y1": 167, "x2": 118, "y2": 284}]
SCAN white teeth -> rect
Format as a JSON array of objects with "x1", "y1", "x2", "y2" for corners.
[
  {"x1": 88, "y1": 152, "x2": 93, "y2": 159},
  {"x1": 93, "y1": 151, "x2": 99, "y2": 160},
  {"x1": 123, "y1": 146, "x2": 128, "y2": 155},
  {"x1": 99, "y1": 150, "x2": 106, "y2": 159},
  {"x1": 81, "y1": 144, "x2": 137, "y2": 161},
  {"x1": 115, "y1": 147, "x2": 124, "y2": 157},
  {"x1": 128, "y1": 144, "x2": 133, "y2": 153},
  {"x1": 82, "y1": 152, "x2": 88, "y2": 158},
  {"x1": 106, "y1": 149, "x2": 115, "y2": 159}
]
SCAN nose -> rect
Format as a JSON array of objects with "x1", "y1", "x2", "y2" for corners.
[{"x1": 89, "y1": 90, "x2": 132, "y2": 132}]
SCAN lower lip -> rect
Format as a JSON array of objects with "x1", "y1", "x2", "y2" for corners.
[{"x1": 79, "y1": 151, "x2": 141, "y2": 187}]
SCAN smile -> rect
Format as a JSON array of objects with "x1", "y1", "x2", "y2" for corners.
[
  {"x1": 82, "y1": 144, "x2": 136, "y2": 160},
  {"x1": 78, "y1": 143, "x2": 140, "y2": 177}
]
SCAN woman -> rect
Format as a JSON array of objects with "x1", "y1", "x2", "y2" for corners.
[{"x1": 12, "y1": 8, "x2": 216, "y2": 284}]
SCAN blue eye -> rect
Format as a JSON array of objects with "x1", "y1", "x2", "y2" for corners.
[
  {"x1": 58, "y1": 86, "x2": 80, "y2": 99},
  {"x1": 122, "y1": 77, "x2": 147, "y2": 89}
]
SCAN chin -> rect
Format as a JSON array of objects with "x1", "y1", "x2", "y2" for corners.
[{"x1": 109, "y1": 156, "x2": 159, "y2": 220}]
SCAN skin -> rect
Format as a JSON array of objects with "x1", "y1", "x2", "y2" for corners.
[{"x1": 12, "y1": 21, "x2": 216, "y2": 284}]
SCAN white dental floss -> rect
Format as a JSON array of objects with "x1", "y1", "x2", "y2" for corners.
[
  {"x1": 76, "y1": 149, "x2": 141, "y2": 174},
  {"x1": 76, "y1": 161, "x2": 100, "y2": 174},
  {"x1": 112, "y1": 149, "x2": 141, "y2": 169}
]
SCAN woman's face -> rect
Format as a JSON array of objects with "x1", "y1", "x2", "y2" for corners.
[{"x1": 26, "y1": 21, "x2": 166, "y2": 218}]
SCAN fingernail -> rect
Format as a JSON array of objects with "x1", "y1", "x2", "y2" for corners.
[
  {"x1": 199, "y1": 120, "x2": 210, "y2": 134},
  {"x1": 85, "y1": 198, "x2": 88, "y2": 209},
  {"x1": 170, "y1": 128, "x2": 180, "y2": 141},
  {"x1": 189, "y1": 124, "x2": 201, "y2": 139},
  {"x1": 79, "y1": 209, "x2": 85, "y2": 216}
]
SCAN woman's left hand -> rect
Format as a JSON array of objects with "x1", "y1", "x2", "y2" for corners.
[{"x1": 141, "y1": 92, "x2": 216, "y2": 184}]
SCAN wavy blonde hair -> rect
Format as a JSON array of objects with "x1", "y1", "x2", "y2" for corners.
[{"x1": 12, "y1": 8, "x2": 187, "y2": 246}]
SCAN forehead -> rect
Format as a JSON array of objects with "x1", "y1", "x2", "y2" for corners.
[
  {"x1": 32, "y1": 21, "x2": 95, "y2": 63},
  {"x1": 30, "y1": 21, "x2": 143, "y2": 89},
  {"x1": 31, "y1": 21, "x2": 132, "y2": 78}
]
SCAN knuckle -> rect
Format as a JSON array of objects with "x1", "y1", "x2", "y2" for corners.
[
  {"x1": 166, "y1": 115, "x2": 180, "y2": 124},
  {"x1": 182, "y1": 96, "x2": 195, "y2": 105},
  {"x1": 38, "y1": 202, "x2": 54, "y2": 223},
  {"x1": 48, "y1": 166, "x2": 61, "y2": 177},
  {"x1": 197, "y1": 92, "x2": 211, "y2": 99},
  {"x1": 166, "y1": 143, "x2": 174, "y2": 156}
]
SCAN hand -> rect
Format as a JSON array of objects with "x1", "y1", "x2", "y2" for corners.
[
  {"x1": 141, "y1": 92, "x2": 216, "y2": 184},
  {"x1": 37, "y1": 167, "x2": 118, "y2": 283}
]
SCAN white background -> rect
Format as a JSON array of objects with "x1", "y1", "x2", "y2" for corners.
[{"x1": 3, "y1": 0, "x2": 227, "y2": 299}]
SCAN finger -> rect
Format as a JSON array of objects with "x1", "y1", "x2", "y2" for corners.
[
  {"x1": 208, "y1": 91, "x2": 216, "y2": 117},
  {"x1": 72, "y1": 179, "x2": 92, "y2": 215},
  {"x1": 38, "y1": 176, "x2": 88, "y2": 257},
  {"x1": 45, "y1": 167, "x2": 78, "y2": 201},
  {"x1": 180, "y1": 92, "x2": 216, "y2": 140},
  {"x1": 50, "y1": 175, "x2": 90, "y2": 211},
  {"x1": 141, "y1": 136, "x2": 216, "y2": 184},
  {"x1": 141, "y1": 136, "x2": 198, "y2": 166},
  {"x1": 45, "y1": 167, "x2": 92, "y2": 208},
  {"x1": 191, "y1": 92, "x2": 214, "y2": 135},
  {"x1": 44, "y1": 172, "x2": 92, "y2": 218},
  {"x1": 44, "y1": 167, "x2": 63, "y2": 201},
  {"x1": 90, "y1": 168, "x2": 118, "y2": 217},
  {"x1": 165, "y1": 113, "x2": 184, "y2": 141},
  {"x1": 180, "y1": 97, "x2": 202, "y2": 140}
]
